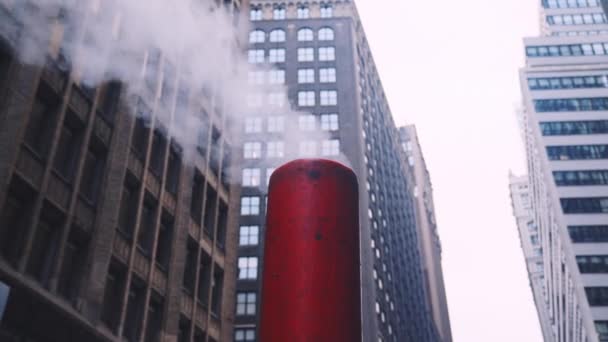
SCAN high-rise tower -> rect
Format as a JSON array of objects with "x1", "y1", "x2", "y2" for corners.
[
  {"x1": 234, "y1": 1, "x2": 442, "y2": 341},
  {"x1": 516, "y1": 1, "x2": 608, "y2": 341}
]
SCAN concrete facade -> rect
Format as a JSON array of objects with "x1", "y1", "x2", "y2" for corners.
[
  {"x1": 399, "y1": 125, "x2": 453, "y2": 342},
  {"x1": 0, "y1": 1, "x2": 247, "y2": 341},
  {"x1": 234, "y1": 1, "x2": 440, "y2": 341},
  {"x1": 516, "y1": 1, "x2": 608, "y2": 341}
]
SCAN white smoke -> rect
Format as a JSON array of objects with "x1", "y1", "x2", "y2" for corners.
[{"x1": 8, "y1": 0, "x2": 350, "y2": 180}]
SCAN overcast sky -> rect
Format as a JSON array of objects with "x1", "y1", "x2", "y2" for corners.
[{"x1": 354, "y1": 0, "x2": 543, "y2": 341}]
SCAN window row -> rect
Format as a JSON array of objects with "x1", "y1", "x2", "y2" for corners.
[
  {"x1": 244, "y1": 114, "x2": 339, "y2": 134},
  {"x1": 577, "y1": 255, "x2": 608, "y2": 273},
  {"x1": 552, "y1": 30, "x2": 608, "y2": 37},
  {"x1": 546, "y1": 13, "x2": 606, "y2": 26},
  {"x1": 248, "y1": 47, "x2": 336, "y2": 63},
  {"x1": 554, "y1": 170, "x2": 608, "y2": 186},
  {"x1": 534, "y1": 97, "x2": 608, "y2": 112},
  {"x1": 246, "y1": 93, "x2": 286, "y2": 108},
  {"x1": 526, "y1": 42, "x2": 608, "y2": 57},
  {"x1": 248, "y1": 70, "x2": 285, "y2": 84},
  {"x1": 298, "y1": 90, "x2": 338, "y2": 106},
  {"x1": 242, "y1": 168, "x2": 276, "y2": 187},
  {"x1": 560, "y1": 197, "x2": 608, "y2": 214},
  {"x1": 543, "y1": 0, "x2": 600, "y2": 8},
  {"x1": 298, "y1": 68, "x2": 337, "y2": 83},
  {"x1": 528, "y1": 75, "x2": 607, "y2": 90},
  {"x1": 298, "y1": 47, "x2": 336, "y2": 62},
  {"x1": 243, "y1": 139, "x2": 341, "y2": 159},
  {"x1": 250, "y1": 4, "x2": 333, "y2": 21},
  {"x1": 297, "y1": 28, "x2": 335, "y2": 41},
  {"x1": 569, "y1": 225, "x2": 608, "y2": 242},
  {"x1": 547, "y1": 144, "x2": 608, "y2": 161},
  {"x1": 540, "y1": 120, "x2": 608, "y2": 135},
  {"x1": 249, "y1": 29, "x2": 286, "y2": 43}
]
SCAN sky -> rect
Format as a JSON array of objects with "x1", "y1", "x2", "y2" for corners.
[{"x1": 354, "y1": 0, "x2": 543, "y2": 341}]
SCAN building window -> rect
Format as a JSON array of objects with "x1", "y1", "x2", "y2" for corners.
[
  {"x1": 298, "y1": 68, "x2": 315, "y2": 83},
  {"x1": 569, "y1": 225, "x2": 608, "y2": 242},
  {"x1": 268, "y1": 116, "x2": 285, "y2": 132},
  {"x1": 266, "y1": 168, "x2": 276, "y2": 186},
  {"x1": 319, "y1": 68, "x2": 336, "y2": 83},
  {"x1": 320, "y1": 3, "x2": 333, "y2": 18},
  {"x1": 298, "y1": 91, "x2": 316, "y2": 106},
  {"x1": 250, "y1": 7, "x2": 262, "y2": 21},
  {"x1": 319, "y1": 47, "x2": 336, "y2": 61},
  {"x1": 273, "y1": 6, "x2": 286, "y2": 20},
  {"x1": 554, "y1": 170, "x2": 608, "y2": 186},
  {"x1": 79, "y1": 144, "x2": 106, "y2": 203},
  {"x1": 242, "y1": 168, "x2": 261, "y2": 187},
  {"x1": 235, "y1": 328, "x2": 256, "y2": 341},
  {"x1": 576, "y1": 255, "x2": 608, "y2": 273},
  {"x1": 299, "y1": 141, "x2": 317, "y2": 156},
  {"x1": 239, "y1": 226, "x2": 259, "y2": 246},
  {"x1": 297, "y1": 5, "x2": 310, "y2": 19},
  {"x1": 298, "y1": 47, "x2": 315, "y2": 62},
  {"x1": 320, "y1": 90, "x2": 338, "y2": 105},
  {"x1": 586, "y1": 287, "x2": 608, "y2": 306},
  {"x1": 238, "y1": 257, "x2": 258, "y2": 279},
  {"x1": 529, "y1": 75, "x2": 608, "y2": 90},
  {"x1": 595, "y1": 321, "x2": 608, "y2": 341},
  {"x1": 248, "y1": 49, "x2": 264, "y2": 64},
  {"x1": 540, "y1": 120, "x2": 608, "y2": 135},
  {"x1": 526, "y1": 42, "x2": 608, "y2": 57},
  {"x1": 299, "y1": 115, "x2": 316, "y2": 130},
  {"x1": 318, "y1": 27, "x2": 335, "y2": 41},
  {"x1": 268, "y1": 69, "x2": 285, "y2": 84},
  {"x1": 249, "y1": 30, "x2": 265, "y2": 44},
  {"x1": 268, "y1": 92, "x2": 285, "y2": 107},
  {"x1": 24, "y1": 84, "x2": 60, "y2": 158},
  {"x1": 561, "y1": 197, "x2": 608, "y2": 213},
  {"x1": 320, "y1": 113, "x2": 339, "y2": 130},
  {"x1": 236, "y1": 292, "x2": 257, "y2": 315},
  {"x1": 269, "y1": 29, "x2": 286, "y2": 42},
  {"x1": 245, "y1": 118, "x2": 263, "y2": 133},
  {"x1": 240, "y1": 197, "x2": 260, "y2": 216},
  {"x1": 267, "y1": 141, "x2": 285, "y2": 158},
  {"x1": 534, "y1": 97, "x2": 608, "y2": 112},
  {"x1": 297, "y1": 28, "x2": 314, "y2": 41},
  {"x1": 543, "y1": 0, "x2": 600, "y2": 8},
  {"x1": 248, "y1": 71, "x2": 265, "y2": 84},
  {"x1": 244, "y1": 142, "x2": 262, "y2": 159},
  {"x1": 321, "y1": 139, "x2": 340, "y2": 156},
  {"x1": 547, "y1": 13, "x2": 607, "y2": 26},
  {"x1": 269, "y1": 48, "x2": 286, "y2": 62},
  {"x1": 547, "y1": 144, "x2": 608, "y2": 160}
]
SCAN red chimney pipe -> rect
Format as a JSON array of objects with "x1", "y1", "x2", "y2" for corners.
[{"x1": 260, "y1": 159, "x2": 362, "y2": 342}]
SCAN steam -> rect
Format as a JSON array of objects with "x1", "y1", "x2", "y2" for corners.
[{"x1": 8, "y1": 0, "x2": 348, "y2": 181}]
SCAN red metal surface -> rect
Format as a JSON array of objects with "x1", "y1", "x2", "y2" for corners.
[{"x1": 260, "y1": 159, "x2": 362, "y2": 342}]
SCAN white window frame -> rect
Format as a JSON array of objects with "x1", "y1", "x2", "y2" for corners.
[
  {"x1": 298, "y1": 91, "x2": 316, "y2": 106},
  {"x1": 250, "y1": 8, "x2": 262, "y2": 21},
  {"x1": 268, "y1": 48, "x2": 286, "y2": 62},
  {"x1": 238, "y1": 257, "x2": 258, "y2": 279},
  {"x1": 267, "y1": 116, "x2": 285, "y2": 132},
  {"x1": 320, "y1": 4, "x2": 333, "y2": 18},
  {"x1": 268, "y1": 69, "x2": 285, "y2": 84},
  {"x1": 297, "y1": 6, "x2": 310, "y2": 19},
  {"x1": 268, "y1": 92, "x2": 285, "y2": 107},
  {"x1": 318, "y1": 27, "x2": 335, "y2": 41},
  {"x1": 240, "y1": 197, "x2": 260, "y2": 216},
  {"x1": 267, "y1": 141, "x2": 285, "y2": 158},
  {"x1": 242, "y1": 168, "x2": 261, "y2": 187},
  {"x1": 320, "y1": 90, "x2": 338, "y2": 105},
  {"x1": 298, "y1": 68, "x2": 315, "y2": 83},
  {"x1": 269, "y1": 29, "x2": 286, "y2": 42},
  {"x1": 245, "y1": 117, "x2": 262, "y2": 133},
  {"x1": 239, "y1": 226, "x2": 260, "y2": 246},
  {"x1": 319, "y1": 68, "x2": 336, "y2": 83},
  {"x1": 249, "y1": 30, "x2": 265, "y2": 44},
  {"x1": 297, "y1": 28, "x2": 314, "y2": 41},
  {"x1": 319, "y1": 47, "x2": 335, "y2": 61},
  {"x1": 298, "y1": 47, "x2": 315, "y2": 62},
  {"x1": 248, "y1": 49, "x2": 264, "y2": 64},
  {"x1": 273, "y1": 6, "x2": 286, "y2": 20},
  {"x1": 236, "y1": 292, "x2": 257, "y2": 316},
  {"x1": 243, "y1": 142, "x2": 262, "y2": 159}
]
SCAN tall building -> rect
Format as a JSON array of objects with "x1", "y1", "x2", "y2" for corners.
[
  {"x1": 235, "y1": 1, "x2": 441, "y2": 341},
  {"x1": 509, "y1": 174, "x2": 555, "y2": 342},
  {"x1": 399, "y1": 125, "x2": 453, "y2": 342},
  {"x1": 516, "y1": 0, "x2": 608, "y2": 341},
  {"x1": 0, "y1": 1, "x2": 247, "y2": 341}
]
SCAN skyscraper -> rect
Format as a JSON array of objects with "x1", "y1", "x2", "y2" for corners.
[
  {"x1": 509, "y1": 174, "x2": 555, "y2": 342},
  {"x1": 400, "y1": 125, "x2": 453, "y2": 342},
  {"x1": 516, "y1": 0, "x2": 608, "y2": 341},
  {"x1": 0, "y1": 1, "x2": 247, "y2": 341},
  {"x1": 236, "y1": 1, "x2": 441, "y2": 341}
]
